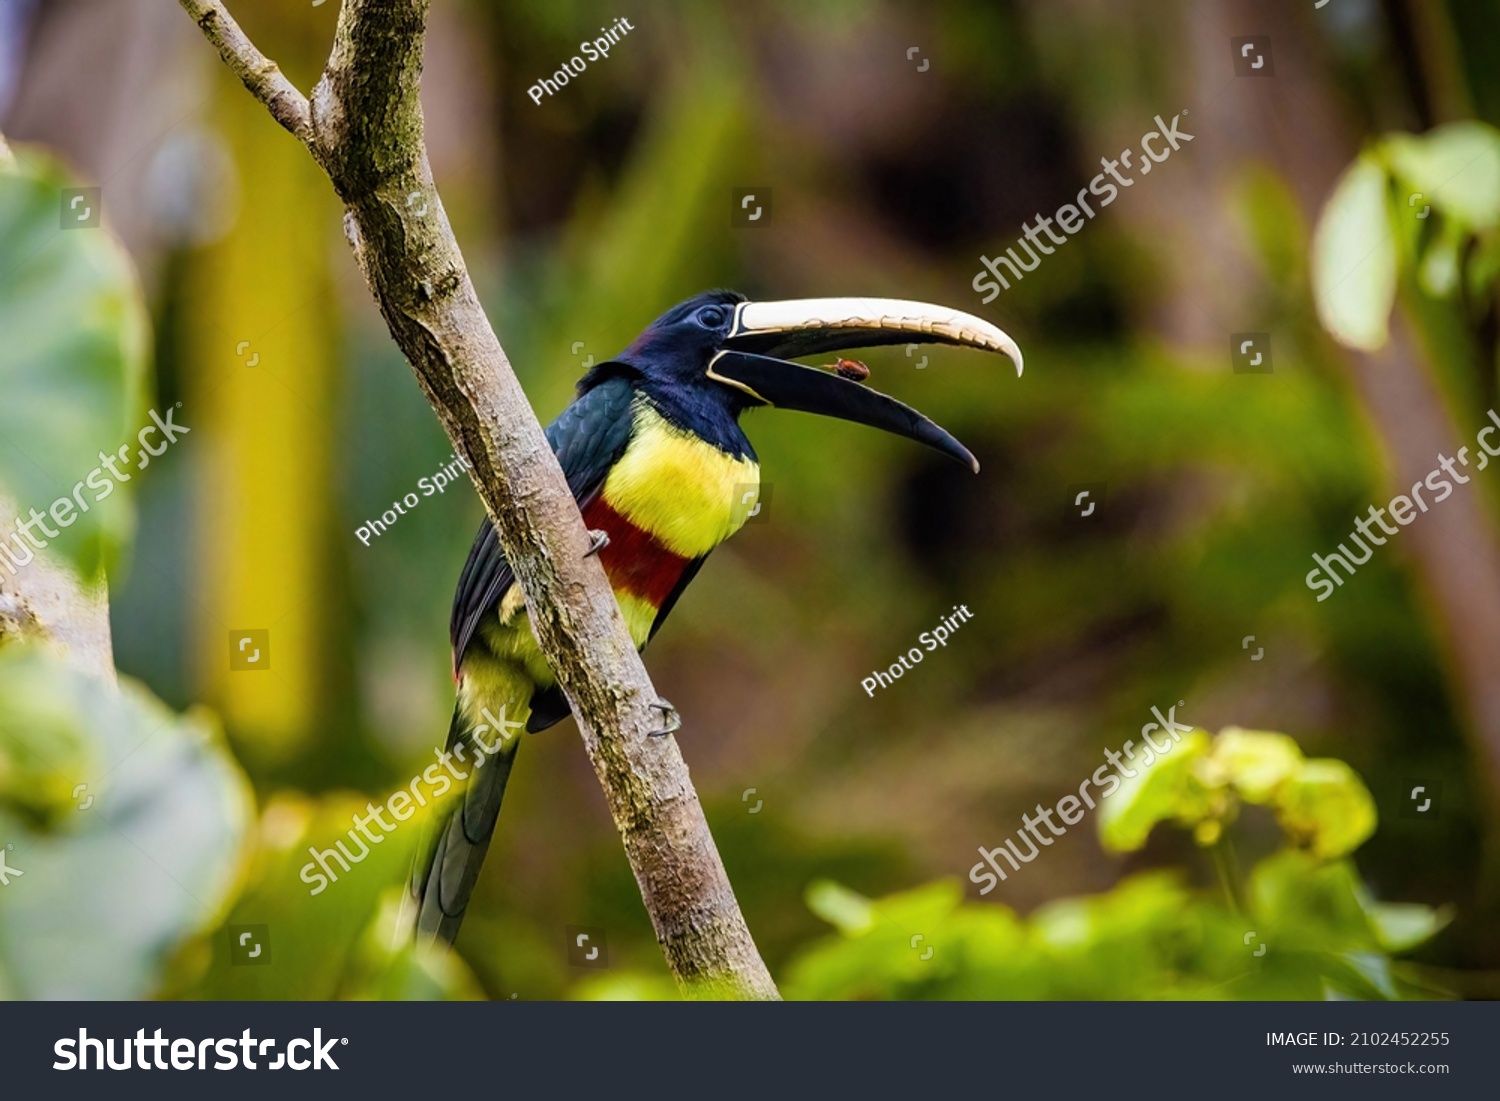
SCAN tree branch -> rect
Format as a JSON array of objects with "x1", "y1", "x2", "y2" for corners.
[
  {"x1": 177, "y1": 0, "x2": 779, "y2": 999},
  {"x1": 1357, "y1": 317, "x2": 1500, "y2": 799},
  {"x1": 0, "y1": 500, "x2": 116, "y2": 683},
  {"x1": 178, "y1": 0, "x2": 313, "y2": 144}
]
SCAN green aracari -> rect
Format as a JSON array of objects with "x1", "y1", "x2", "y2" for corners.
[{"x1": 411, "y1": 291, "x2": 1023, "y2": 943}]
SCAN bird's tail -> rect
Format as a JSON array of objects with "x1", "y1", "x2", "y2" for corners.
[{"x1": 410, "y1": 698, "x2": 524, "y2": 945}]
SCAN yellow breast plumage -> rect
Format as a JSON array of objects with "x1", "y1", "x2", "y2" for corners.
[{"x1": 601, "y1": 400, "x2": 760, "y2": 559}]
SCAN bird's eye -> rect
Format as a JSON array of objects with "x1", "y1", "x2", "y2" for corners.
[{"x1": 696, "y1": 306, "x2": 726, "y2": 328}]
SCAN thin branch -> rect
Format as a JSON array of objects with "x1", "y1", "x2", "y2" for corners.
[
  {"x1": 178, "y1": 0, "x2": 779, "y2": 998},
  {"x1": 177, "y1": 0, "x2": 312, "y2": 144}
]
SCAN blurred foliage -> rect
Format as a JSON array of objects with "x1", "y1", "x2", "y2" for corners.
[
  {"x1": 0, "y1": 645, "x2": 252, "y2": 999},
  {"x1": 1314, "y1": 122, "x2": 1500, "y2": 349},
  {"x1": 0, "y1": 151, "x2": 249, "y2": 999},
  {"x1": 0, "y1": 148, "x2": 148, "y2": 576},
  {"x1": 1313, "y1": 153, "x2": 1398, "y2": 352},
  {"x1": 590, "y1": 731, "x2": 1447, "y2": 1000},
  {"x1": 783, "y1": 858, "x2": 1440, "y2": 1001},
  {"x1": 165, "y1": 793, "x2": 481, "y2": 1001},
  {"x1": 1098, "y1": 727, "x2": 1376, "y2": 856}
]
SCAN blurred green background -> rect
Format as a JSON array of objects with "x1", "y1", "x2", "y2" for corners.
[{"x1": 3, "y1": 0, "x2": 1500, "y2": 1000}]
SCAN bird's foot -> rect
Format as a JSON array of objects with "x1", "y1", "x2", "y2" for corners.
[
  {"x1": 647, "y1": 698, "x2": 681, "y2": 738},
  {"x1": 584, "y1": 529, "x2": 611, "y2": 557}
]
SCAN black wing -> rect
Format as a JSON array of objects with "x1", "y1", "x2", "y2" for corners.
[{"x1": 448, "y1": 373, "x2": 638, "y2": 664}]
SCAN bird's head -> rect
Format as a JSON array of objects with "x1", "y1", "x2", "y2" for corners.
[{"x1": 607, "y1": 289, "x2": 1023, "y2": 472}]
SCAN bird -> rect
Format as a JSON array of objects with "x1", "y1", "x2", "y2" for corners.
[{"x1": 410, "y1": 290, "x2": 1023, "y2": 944}]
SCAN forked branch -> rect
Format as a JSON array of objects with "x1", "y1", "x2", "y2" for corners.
[{"x1": 177, "y1": 0, "x2": 778, "y2": 1000}]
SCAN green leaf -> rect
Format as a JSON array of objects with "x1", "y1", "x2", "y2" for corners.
[
  {"x1": 1097, "y1": 728, "x2": 1212, "y2": 852},
  {"x1": 1234, "y1": 164, "x2": 1310, "y2": 286},
  {"x1": 0, "y1": 150, "x2": 149, "y2": 577},
  {"x1": 1331, "y1": 952, "x2": 1398, "y2": 1000},
  {"x1": 1418, "y1": 219, "x2": 1465, "y2": 297},
  {"x1": 1312, "y1": 154, "x2": 1397, "y2": 351},
  {"x1": 1273, "y1": 759, "x2": 1377, "y2": 858},
  {"x1": 1212, "y1": 727, "x2": 1303, "y2": 803},
  {"x1": 786, "y1": 880, "x2": 969, "y2": 999},
  {"x1": 1365, "y1": 902, "x2": 1450, "y2": 953},
  {"x1": 1384, "y1": 121, "x2": 1500, "y2": 231},
  {"x1": 1465, "y1": 230, "x2": 1500, "y2": 299},
  {"x1": 176, "y1": 792, "x2": 428, "y2": 1000},
  {"x1": 0, "y1": 646, "x2": 253, "y2": 999},
  {"x1": 0, "y1": 661, "x2": 98, "y2": 823},
  {"x1": 573, "y1": 972, "x2": 682, "y2": 1001},
  {"x1": 1250, "y1": 851, "x2": 1378, "y2": 954},
  {"x1": 337, "y1": 893, "x2": 485, "y2": 1001},
  {"x1": 806, "y1": 878, "x2": 875, "y2": 934}
]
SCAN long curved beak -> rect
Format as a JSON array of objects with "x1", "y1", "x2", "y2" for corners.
[
  {"x1": 710, "y1": 297, "x2": 1024, "y2": 473},
  {"x1": 723, "y1": 297, "x2": 1023, "y2": 373}
]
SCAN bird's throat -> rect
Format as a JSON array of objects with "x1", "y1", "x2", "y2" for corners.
[
  {"x1": 581, "y1": 401, "x2": 761, "y2": 645},
  {"x1": 600, "y1": 401, "x2": 760, "y2": 558}
]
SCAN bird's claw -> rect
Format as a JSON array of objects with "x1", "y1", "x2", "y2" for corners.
[
  {"x1": 584, "y1": 529, "x2": 610, "y2": 557},
  {"x1": 647, "y1": 698, "x2": 681, "y2": 738}
]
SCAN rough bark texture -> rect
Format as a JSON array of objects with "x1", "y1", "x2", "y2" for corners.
[{"x1": 177, "y1": 0, "x2": 778, "y2": 999}]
